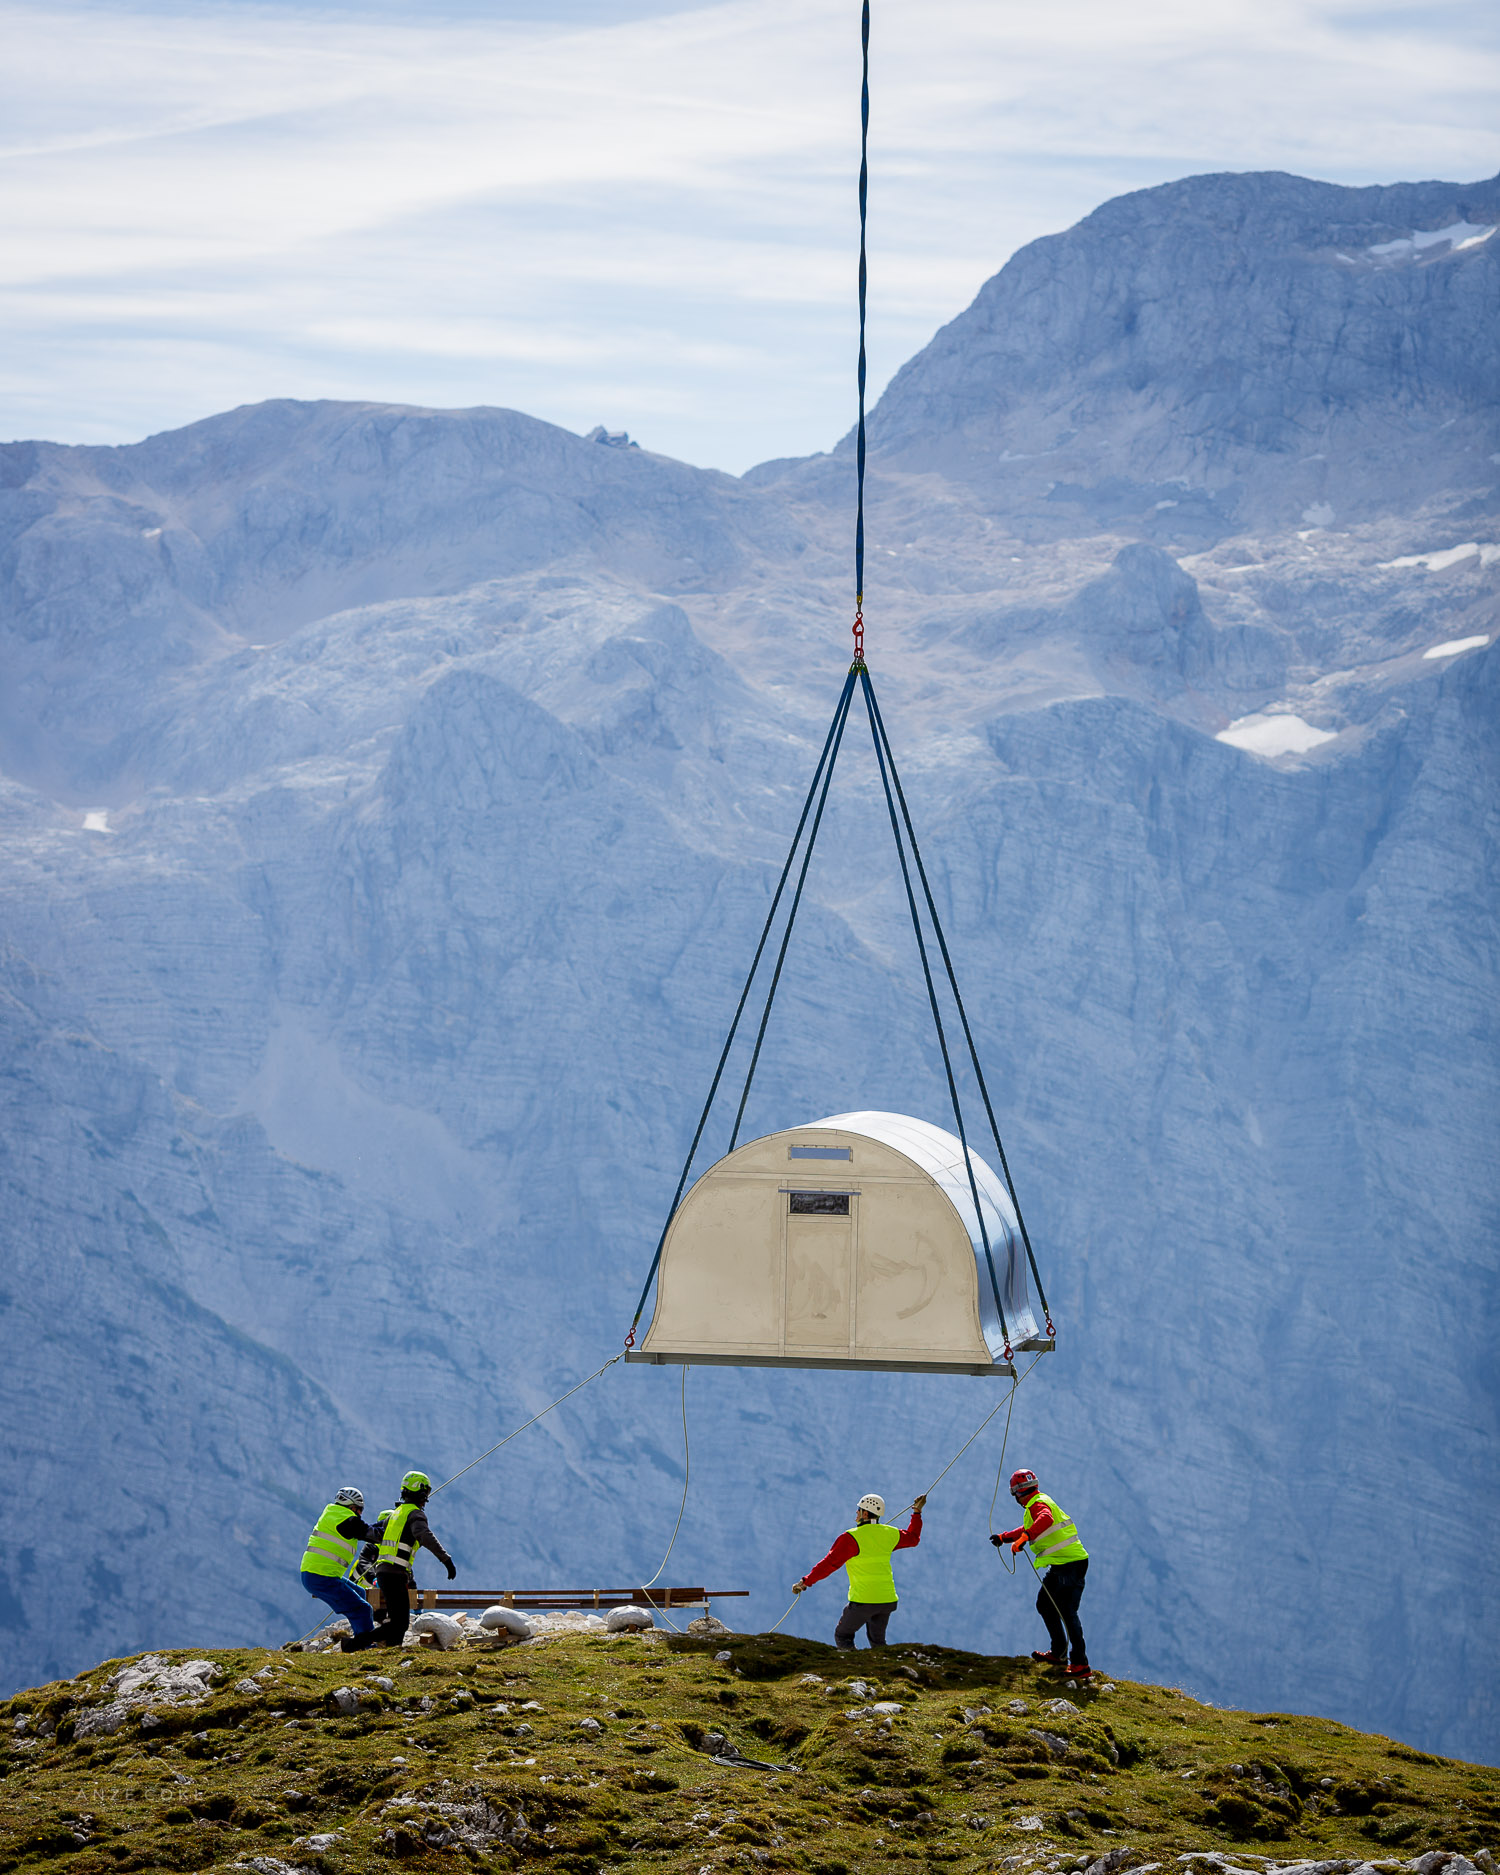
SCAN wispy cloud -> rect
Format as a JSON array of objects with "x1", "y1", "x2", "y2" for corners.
[{"x1": 1, "y1": 0, "x2": 1495, "y2": 471}]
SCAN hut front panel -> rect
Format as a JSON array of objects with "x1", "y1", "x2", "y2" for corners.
[
  {"x1": 784, "y1": 1202, "x2": 855, "y2": 1349},
  {"x1": 651, "y1": 1175, "x2": 782, "y2": 1353},
  {"x1": 853, "y1": 1176, "x2": 987, "y2": 1361}
]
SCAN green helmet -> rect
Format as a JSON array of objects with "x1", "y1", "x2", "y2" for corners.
[{"x1": 401, "y1": 1470, "x2": 432, "y2": 1496}]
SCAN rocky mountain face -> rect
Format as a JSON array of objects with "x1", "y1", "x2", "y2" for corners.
[
  {"x1": 857, "y1": 170, "x2": 1500, "y2": 538},
  {"x1": 0, "y1": 168, "x2": 1496, "y2": 1762}
]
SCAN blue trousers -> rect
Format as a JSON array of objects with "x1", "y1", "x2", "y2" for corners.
[{"x1": 301, "y1": 1569, "x2": 374, "y2": 1635}]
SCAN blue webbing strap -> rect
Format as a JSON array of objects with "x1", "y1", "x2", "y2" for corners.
[
  {"x1": 859, "y1": 667, "x2": 1010, "y2": 1349},
  {"x1": 728, "y1": 672, "x2": 857, "y2": 1149},
  {"x1": 862, "y1": 679, "x2": 1052, "y2": 1330},
  {"x1": 853, "y1": 0, "x2": 869, "y2": 663},
  {"x1": 627, "y1": 668, "x2": 859, "y2": 1338}
]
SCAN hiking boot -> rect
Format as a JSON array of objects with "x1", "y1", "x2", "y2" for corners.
[
  {"x1": 1031, "y1": 1650, "x2": 1062, "y2": 1665},
  {"x1": 1065, "y1": 1662, "x2": 1093, "y2": 1679}
]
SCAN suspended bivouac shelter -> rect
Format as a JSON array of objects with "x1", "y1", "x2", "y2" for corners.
[
  {"x1": 629, "y1": 1112, "x2": 1048, "y2": 1377},
  {"x1": 622, "y1": 2, "x2": 1057, "y2": 1385}
]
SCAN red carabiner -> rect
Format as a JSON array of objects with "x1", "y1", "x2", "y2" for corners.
[
  {"x1": 623, "y1": 1325, "x2": 636, "y2": 1350},
  {"x1": 1045, "y1": 1317, "x2": 1056, "y2": 1341},
  {"x1": 852, "y1": 607, "x2": 864, "y2": 663}
]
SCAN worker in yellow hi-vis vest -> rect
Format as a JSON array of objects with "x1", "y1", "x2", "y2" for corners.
[
  {"x1": 992, "y1": 1467, "x2": 1091, "y2": 1678},
  {"x1": 792, "y1": 1491, "x2": 927, "y2": 1648}
]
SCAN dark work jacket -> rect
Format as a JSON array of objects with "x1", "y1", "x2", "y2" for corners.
[
  {"x1": 332, "y1": 1511, "x2": 378, "y2": 1545},
  {"x1": 360, "y1": 1503, "x2": 453, "y2": 1577}
]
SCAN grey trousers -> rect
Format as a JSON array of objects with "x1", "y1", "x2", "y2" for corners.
[{"x1": 835, "y1": 1599, "x2": 898, "y2": 1648}]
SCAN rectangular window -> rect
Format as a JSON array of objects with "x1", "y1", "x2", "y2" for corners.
[
  {"x1": 789, "y1": 1191, "x2": 851, "y2": 1216},
  {"x1": 788, "y1": 1145, "x2": 852, "y2": 1160}
]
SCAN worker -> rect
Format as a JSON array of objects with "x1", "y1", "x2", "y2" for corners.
[
  {"x1": 361, "y1": 1470, "x2": 457, "y2": 1647},
  {"x1": 299, "y1": 1486, "x2": 380, "y2": 1652},
  {"x1": 792, "y1": 1491, "x2": 926, "y2": 1648},
  {"x1": 992, "y1": 1467, "x2": 1090, "y2": 1678}
]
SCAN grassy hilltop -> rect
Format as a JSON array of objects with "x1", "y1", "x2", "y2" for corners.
[{"x1": 2, "y1": 1629, "x2": 1495, "y2": 1873}]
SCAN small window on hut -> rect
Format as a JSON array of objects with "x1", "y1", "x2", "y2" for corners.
[
  {"x1": 789, "y1": 1145, "x2": 851, "y2": 1160},
  {"x1": 789, "y1": 1190, "x2": 851, "y2": 1216}
]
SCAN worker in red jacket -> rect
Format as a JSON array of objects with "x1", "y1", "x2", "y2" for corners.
[
  {"x1": 992, "y1": 1467, "x2": 1091, "y2": 1677},
  {"x1": 792, "y1": 1490, "x2": 926, "y2": 1648}
]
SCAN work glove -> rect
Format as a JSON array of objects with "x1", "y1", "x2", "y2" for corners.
[
  {"x1": 989, "y1": 1533, "x2": 1004, "y2": 1549},
  {"x1": 1011, "y1": 1536, "x2": 1027, "y2": 1556},
  {"x1": 445, "y1": 1559, "x2": 457, "y2": 1581},
  {"x1": 791, "y1": 1579, "x2": 806, "y2": 1596}
]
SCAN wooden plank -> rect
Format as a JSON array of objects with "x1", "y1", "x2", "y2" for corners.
[{"x1": 415, "y1": 1586, "x2": 749, "y2": 1612}]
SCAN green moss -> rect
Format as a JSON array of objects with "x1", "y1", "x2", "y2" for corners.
[{"x1": 0, "y1": 1636, "x2": 1492, "y2": 1873}]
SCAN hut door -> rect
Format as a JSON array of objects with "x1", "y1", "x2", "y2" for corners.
[{"x1": 784, "y1": 1190, "x2": 854, "y2": 1350}]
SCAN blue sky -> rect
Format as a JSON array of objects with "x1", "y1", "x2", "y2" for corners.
[{"x1": 1, "y1": 0, "x2": 1496, "y2": 472}]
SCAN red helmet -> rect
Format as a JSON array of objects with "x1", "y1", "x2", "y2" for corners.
[{"x1": 1009, "y1": 1469, "x2": 1038, "y2": 1498}]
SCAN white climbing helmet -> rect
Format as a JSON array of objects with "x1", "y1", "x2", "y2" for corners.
[
  {"x1": 857, "y1": 1493, "x2": 885, "y2": 1519},
  {"x1": 334, "y1": 1487, "x2": 365, "y2": 1510}
]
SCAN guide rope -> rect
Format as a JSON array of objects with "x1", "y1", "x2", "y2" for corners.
[
  {"x1": 853, "y1": 0, "x2": 870, "y2": 665},
  {"x1": 767, "y1": 1350, "x2": 1047, "y2": 1636},
  {"x1": 433, "y1": 1352, "x2": 626, "y2": 1495},
  {"x1": 640, "y1": 1365, "x2": 691, "y2": 1590}
]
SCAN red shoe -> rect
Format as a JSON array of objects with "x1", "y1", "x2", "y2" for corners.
[
  {"x1": 1031, "y1": 1650, "x2": 1062, "y2": 1665},
  {"x1": 1065, "y1": 1663, "x2": 1093, "y2": 1679}
]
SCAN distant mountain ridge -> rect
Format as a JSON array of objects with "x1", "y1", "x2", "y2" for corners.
[
  {"x1": 856, "y1": 169, "x2": 1500, "y2": 535},
  {"x1": 0, "y1": 166, "x2": 1496, "y2": 1762}
]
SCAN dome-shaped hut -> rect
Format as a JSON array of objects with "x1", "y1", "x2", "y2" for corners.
[{"x1": 627, "y1": 1111, "x2": 1049, "y2": 1377}]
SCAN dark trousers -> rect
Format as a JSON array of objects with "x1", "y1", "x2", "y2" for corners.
[
  {"x1": 370, "y1": 1567, "x2": 413, "y2": 1646},
  {"x1": 1035, "y1": 1557, "x2": 1088, "y2": 1664},
  {"x1": 300, "y1": 1569, "x2": 374, "y2": 1635},
  {"x1": 835, "y1": 1600, "x2": 898, "y2": 1648}
]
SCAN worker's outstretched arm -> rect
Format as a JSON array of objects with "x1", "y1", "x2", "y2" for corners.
[
  {"x1": 358, "y1": 1515, "x2": 387, "y2": 1567},
  {"x1": 797, "y1": 1530, "x2": 859, "y2": 1589},
  {"x1": 894, "y1": 1506, "x2": 924, "y2": 1550},
  {"x1": 408, "y1": 1508, "x2": 458, "y2": 1579}
]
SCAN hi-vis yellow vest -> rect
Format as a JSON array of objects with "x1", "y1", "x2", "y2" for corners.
[
  {"x1": 376, "y1": 1503, "x2": 419, "y2": 1573},
  {"x1": 843, "y1": 1523, "x2": 902, "y2": 1603},
  {"x1": 300, "y1": 1503, "x2": 358, "y2": 1578},
  {"x1": 1025, "y1": 1492, "x2": 1088, "y2": 1566}
]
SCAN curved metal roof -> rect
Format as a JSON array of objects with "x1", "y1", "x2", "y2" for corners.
[{"x1": 814, "y1": 1110, "x2": 1042, "y2": 1358}]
